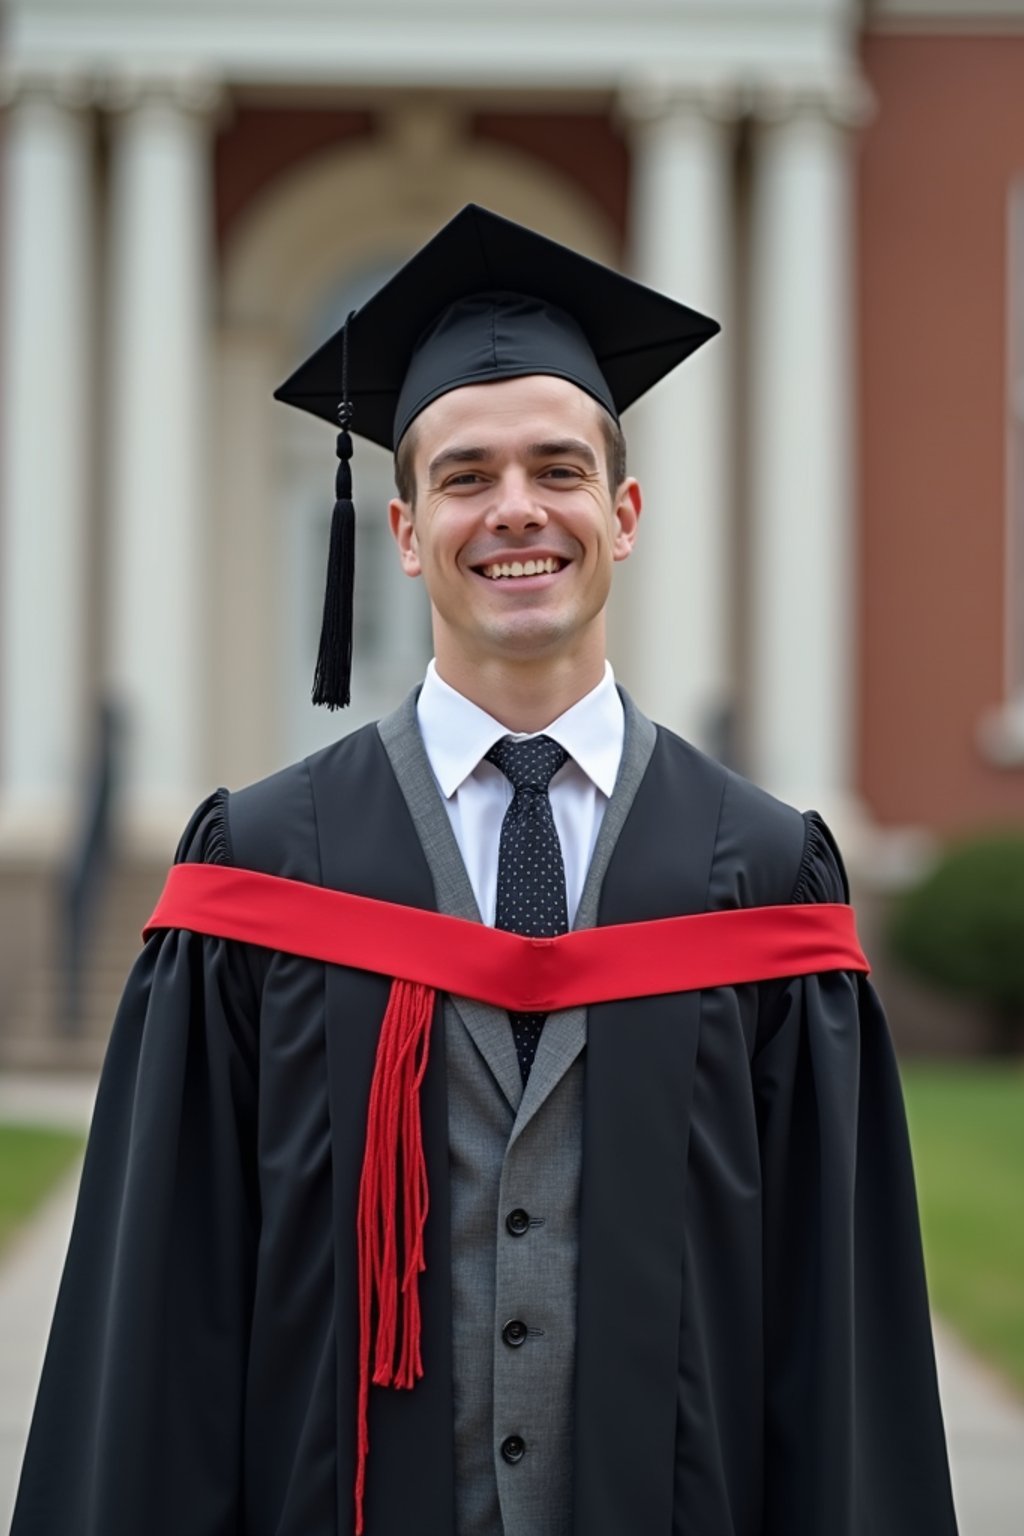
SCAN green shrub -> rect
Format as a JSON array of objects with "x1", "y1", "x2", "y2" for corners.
[{"x1": 889, "y1": 831, "x2": 1024, "y2": 1050}]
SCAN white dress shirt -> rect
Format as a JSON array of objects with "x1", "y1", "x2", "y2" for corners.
[{"x1": 416, "y1": 659, "x2": 625, "y2": 928}]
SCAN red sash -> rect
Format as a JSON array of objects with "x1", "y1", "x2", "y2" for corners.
[{"x1": 146, "y1": 863, "x2": 866, "y2": 1007}]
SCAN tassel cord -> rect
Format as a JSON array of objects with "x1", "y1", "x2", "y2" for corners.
[{"x1": 354, "y1": 978, "x2": 435, "y2": 1535}]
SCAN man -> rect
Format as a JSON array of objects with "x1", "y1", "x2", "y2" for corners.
[{"x1": 13, "y1": 205, "x2": 958, "y2": 1535}]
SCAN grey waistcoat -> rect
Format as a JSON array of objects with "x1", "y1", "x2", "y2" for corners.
[{"x1": 378, "y1": 690, "x2": 655, "y2": 1536}]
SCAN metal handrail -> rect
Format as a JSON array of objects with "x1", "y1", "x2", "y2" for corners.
[{"x1": 62, "y1": 701, "x2": 120, "y2": 1036}]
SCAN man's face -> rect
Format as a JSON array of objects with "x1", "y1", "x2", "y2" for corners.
[{"x1": 388, "y1": 374, "x2": 641, "y2": 676}]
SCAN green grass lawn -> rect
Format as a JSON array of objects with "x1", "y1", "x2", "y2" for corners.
[
  {"x1": 900, "y1": 1061, "x2": 1024, "y2": 1395},
  {"x1": 0, "y1": 1123, "x2": 85, "y2": 1258}
]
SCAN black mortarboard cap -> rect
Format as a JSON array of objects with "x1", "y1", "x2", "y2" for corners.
[{"x1": 274, "y1": 203, "x2": 719, "y2": 708}]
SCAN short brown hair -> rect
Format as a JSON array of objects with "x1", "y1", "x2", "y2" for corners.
[
  {"x1": 393, "y1": 422, "x2": 419, "y2": 505},
  {"x1": 393, "y1": 405, "x2": 627, "y2": 507}
]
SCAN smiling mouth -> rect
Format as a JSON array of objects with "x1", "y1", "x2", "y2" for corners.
[{"x1": 476, "y1": 556, "x2": 567, "y2": 581}]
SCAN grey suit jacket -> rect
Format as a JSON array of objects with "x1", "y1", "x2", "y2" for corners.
[{"x1": 378, "y1": 688, "x2": 656, "y2": 1536}]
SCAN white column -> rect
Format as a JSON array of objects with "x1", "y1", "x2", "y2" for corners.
[
  {"x1": 106, "y1": 76, "x2": 220, "y2": 849},
  {"x1": 747, "y1": 84, "x2": 867, "y2": 826},
  {"x1": 0, "y1": 77, "x2": 93, "y2": 853},
  {"x1": 617, "y1": 81, "x2": 735, "y2": 754}
]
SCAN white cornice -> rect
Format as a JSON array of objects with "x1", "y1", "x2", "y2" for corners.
[
  {"x1": 5, "y1": 1, "x2": 862, "y2": 93},
  {"x1": 5, "y1": 0, "x2": 861, "y2": 16}
]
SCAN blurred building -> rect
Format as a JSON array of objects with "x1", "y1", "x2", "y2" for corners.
[{"x1": 1, "y1": 0, "x2": 1023, "y2": 1057}]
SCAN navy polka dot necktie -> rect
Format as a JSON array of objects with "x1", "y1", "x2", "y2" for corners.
[{"x1": 485, "y1": 734, "x2": 570, "y2": 1083}]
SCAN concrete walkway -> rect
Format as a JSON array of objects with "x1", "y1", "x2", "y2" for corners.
[
  {"x1": 934, "y1": 1321, "x2": 1024, "y2": 1535},
  {"x1": 0, "y1": 1075, "x2": 96, "y2": 1535},
  {"x1": 1, "y1": 1072, "x2": 1023, "y2": 1533}
]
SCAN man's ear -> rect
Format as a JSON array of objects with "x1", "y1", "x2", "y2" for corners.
[
  {"x1": 388, "y1": 498, "x2": 422, "y2": 576},
  {"x1": 612, "y1": 478, "x2": 642, "y2": 562}
]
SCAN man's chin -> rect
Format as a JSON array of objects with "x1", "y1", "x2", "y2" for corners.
[{"x1": 475, "y1": 614, "x2": 580, "y2": 659}]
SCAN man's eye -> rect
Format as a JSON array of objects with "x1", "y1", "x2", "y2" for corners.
[
  {"x1": 542, "y1": 466, "x2": 581, "y2": 480},
  {"x1": 446, "y1": 473, "x2": 483, "y2": 487}
]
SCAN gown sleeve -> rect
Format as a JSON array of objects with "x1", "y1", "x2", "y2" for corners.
[
  {"x1": 753, "y1": 812, "x2": 959, "y2": 1536},
  {"x1": 11, "y1": 790, "x2": 261, "y2": 1536}
]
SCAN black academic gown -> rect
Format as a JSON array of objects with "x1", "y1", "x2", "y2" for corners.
[{"x1": 12, "y1": 719, "x2": 959, "y2": 1536}]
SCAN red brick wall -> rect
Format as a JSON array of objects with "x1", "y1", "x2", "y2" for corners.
[
  {"x1": 471, "y1": 112, "x2": 629, "y2": 253},
  {"x1": 214, "y1": 106, "x2": 374, "y2": 250},
  {"x1": 858, "y1": 35, "x2": 1024, "y2": 832}
]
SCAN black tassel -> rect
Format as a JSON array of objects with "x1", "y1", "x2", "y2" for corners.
[
  {"x1": 312, "y1": 313, "x2": 357, "y2": 709},
  {"x1": 311, "y1": 429, "x2": 355, "y2": 708}
]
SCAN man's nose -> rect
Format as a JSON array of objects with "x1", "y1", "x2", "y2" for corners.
[{"x1": 485, "y1": 471, "x2": 549, "y2": 533}]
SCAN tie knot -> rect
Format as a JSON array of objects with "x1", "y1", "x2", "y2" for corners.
[{"x1": 486, "y1": 734, "x2": 569, "y2": 793}]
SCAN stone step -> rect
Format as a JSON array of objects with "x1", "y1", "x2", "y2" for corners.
[
  {"x1": 0, "y1": 1032, "x2": 108, "y2": 1073},
  {"x1": 4, "y1": 1006, "x2": 118, "y2": 1043},
  {"x1": 1, "y1": 858, "x2": 167, "y2": 1069},
  {"x1": 12, "y1": 978, "x2": 132, "y2": 1030},
  {"x1": 25, "y1": 966, "x2": 138, "y2": 999}
]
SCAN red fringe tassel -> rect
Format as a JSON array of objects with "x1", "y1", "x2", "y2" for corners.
[{"x1": 354, "y1": 977, "x2": 435, "y2": 1534}]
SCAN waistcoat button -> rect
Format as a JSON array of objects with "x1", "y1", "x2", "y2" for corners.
[
  {"x1": 506, "y1": 1208, "x2": 530, "y2": 1236},
  {"x1": 501, "y1": 1435, "x2": 526, "y2": 1464},
  {"x1": 502, "y1": 1318, "x2": 528, "y2": 1348}
]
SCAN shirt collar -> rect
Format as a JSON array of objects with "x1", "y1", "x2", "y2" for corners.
[{"x1": 417, "y1": 659, "x2": 624, "y2": 800}]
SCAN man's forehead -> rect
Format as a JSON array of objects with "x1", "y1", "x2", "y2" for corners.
[{"x1": 412, "y1": 373, "x2": 609, "y2": 452}]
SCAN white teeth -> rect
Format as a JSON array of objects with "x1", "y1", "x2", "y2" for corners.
[{"x1": 482, "y1": 557, "x2": 562, "y2": 579}]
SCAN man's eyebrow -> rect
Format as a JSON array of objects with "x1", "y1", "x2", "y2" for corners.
[
  {"x1": 527, "y1": 439, "x2": 598, "y2": 469},
  {"x1": 427, "y1": 446, "x2": 493, "y2": 478}
]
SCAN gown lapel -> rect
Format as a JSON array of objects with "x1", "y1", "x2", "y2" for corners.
[{"x1": 378, "y1": 691, "x2": 525, "y2": 1113}]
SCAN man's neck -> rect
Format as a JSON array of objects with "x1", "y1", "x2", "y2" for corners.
[{"x1": 433, "y1": 652, "x2": 607, "y2": 734}]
